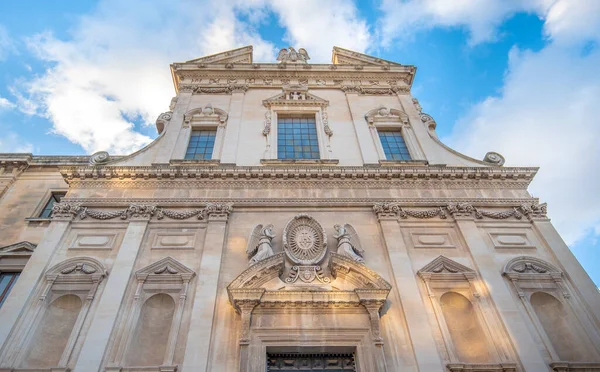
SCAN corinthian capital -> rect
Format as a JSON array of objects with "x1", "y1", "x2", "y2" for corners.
[
  {"x1": 203, "y1": 203, "x2": 233, "y2": 221},
  {"x1": 51, "y1": 202, "x2": 82, "y2": 220}
]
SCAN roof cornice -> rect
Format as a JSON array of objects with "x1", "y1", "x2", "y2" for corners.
[{"x1": 58, "y1": 164, "x2": 538, "y2": 187}]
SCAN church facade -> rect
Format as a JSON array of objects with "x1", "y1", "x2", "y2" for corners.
[{"x1": 0, "y1": 45, "x2": 599, "y2": 372}]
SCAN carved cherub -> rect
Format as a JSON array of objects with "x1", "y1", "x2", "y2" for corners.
[
  {"x1": 246, "y1": 224, "x2": 276, "y2": 266},
  {"x1": 333, "y1": 224, "x2": 364, "y2": 263}
]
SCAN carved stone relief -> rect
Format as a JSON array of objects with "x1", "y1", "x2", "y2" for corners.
[{"x1": 282, "y1": 214, "x2": 327, "y2": 265}]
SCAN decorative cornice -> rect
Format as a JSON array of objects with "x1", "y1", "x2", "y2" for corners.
[{"x1": 58, "y1": 165, "x2": 538, "y2": 187}]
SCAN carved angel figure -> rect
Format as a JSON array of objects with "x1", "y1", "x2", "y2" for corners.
[
  {"x1": 246, "y1": 224, "x2": 276, "y2": 266},
  {"x1": 333, "y1": 224, "x2": 364, "y2": 263},
  {"x1": 276, "y1": 47, "x2": 310, "y2": 63}
]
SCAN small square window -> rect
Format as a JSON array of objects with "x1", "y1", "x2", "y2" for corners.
[
  {"x1": 185, "y1": 129, "x2": 217, "y2": 160},
  {"x1": 39, "y1": 192, "x2": 66, "y2": 218},
  {"x1": 379, "y1": 130, "x2": 411, "y2": 161}
]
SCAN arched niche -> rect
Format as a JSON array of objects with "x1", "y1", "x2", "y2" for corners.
[
  {"x1": 106, "y1": 257, "x2": 195, "y2": 372},
  {"x1": 125, "y1": 293, "x2": 176, "y2": 367},
  {"x1": 503, "y1": 256, "x2": 600, "y2": 364},
  {"x1": 418, "y1": 256, "x2": 516, "y2": 371},
  {"x1": 23, "y1": 294, "x2": 83, "y2": 368},
  {"x1": 440, "y1": 292, "x2": 491, "y2": 363},
  {"x1": 0, "y1": 257, "x2": 107, "y2": 371}
]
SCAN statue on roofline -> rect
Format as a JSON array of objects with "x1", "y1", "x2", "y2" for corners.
[{"x1": 277, "y1": 47, "x2": 310, "y2": 64}]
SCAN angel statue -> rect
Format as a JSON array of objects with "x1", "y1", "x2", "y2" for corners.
[
  {"x1": 246, "y1": 224, "x2": 276, "y2": 266},
  {"x1": 276, "y1": 47, "x2": 310, "y2": 64},
  {"x1": 333, "y1": 224, "x2": 365, "y2": 263}
]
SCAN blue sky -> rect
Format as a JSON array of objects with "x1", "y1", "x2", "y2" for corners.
[{"x1": 0, "y1": 0, "x2": 599, "y2": 284}]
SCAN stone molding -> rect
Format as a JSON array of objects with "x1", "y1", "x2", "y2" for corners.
[
  {"x1": 549, "y1": 362, "x2": 600, "y2": 372},
  {"x1": 107, "y1": 257, "x2": 195, "y2": 370},
  {"x1": 446, "y1": 363, "x2": 517, "y2": 372},
  {"x1": 373, "y1": 202, "x2": 547, "y2": 221},
  {"x1": 502, "y1": 256, "x2": 568, "y2": 298},
  {"x1": 58, "y1": 165, "x2": 538, "y2": 185},
  {"x1": 227, "y1": 252, "x2": 391, "y2": 345},
  {"x1": 50, "y1": 202, "x2": 233, "y2": 222}
]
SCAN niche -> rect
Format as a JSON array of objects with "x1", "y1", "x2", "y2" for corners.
[
  {"x1": 23, "y1": 294, "x2": 83, "y2": 368},
  {"x1": 530, "y1": 292, "x2": 586, "y2": 361},
  {"x1": 125, "y1": 294, "x2": 176, "y2": 366},
  {"x1": 440, "y1": 292, "x2": 490, "y2": 363},
  {"x1": 0, "y1": 257, "x2": 107, "y2": 371},
  {"x1": 106, "y1": 257, "x2": 195, "y2": 372}
]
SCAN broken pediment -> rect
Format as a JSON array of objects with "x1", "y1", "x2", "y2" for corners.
[
  {"x1": 418, "y1": 255, "x2": 476, "y2": 280},
  {"x1": 263, "y1": 85, "x2": 329, "y2": 108},
  {"x1": 135, "y1": 256, "x2": 196, "y2": 283},
  {"x1": 332, "y1": 46, "x2": 404, "y2": 67},
  {"x1": 185, "y1": 45, "x2": 253, "y2": 65}
]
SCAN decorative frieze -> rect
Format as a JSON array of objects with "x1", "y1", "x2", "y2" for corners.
[
  {"x1": 373, "y1": 202, "x2": 547, "y2": 221},
  {"x1": 53, "y1": 202, "x2": 233, "y2": 221}
]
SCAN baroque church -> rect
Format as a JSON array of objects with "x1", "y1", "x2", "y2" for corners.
[{"x1": 0, "y1": 45, "x2": 599, "y2": 372}]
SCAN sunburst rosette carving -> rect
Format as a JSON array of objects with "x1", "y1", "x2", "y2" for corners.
[{"x1": 282, "y1": 214, "x2": 327, "y2": 265}]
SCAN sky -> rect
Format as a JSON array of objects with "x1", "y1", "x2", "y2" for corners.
[{"x1": 0, "y1": 0, "x2": 599, "y2": 284}]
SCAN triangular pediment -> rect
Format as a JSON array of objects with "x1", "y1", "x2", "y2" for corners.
[
  {"x1": 186, "y1": 45, "x2": 253, "y2": 64},
  {"x1": 263, "y1": 86, "x2": 329, "y2": 107},
  {"x1": 332, "y1": 46, "x2": 402, "y2": 66},
  {"x1": 418, "y1": 256, "x2": 475, "y2": 277},
  {"x1": 0, "y1": 241, "x2": 36, "y2": 255},
  {"x1": 136, "y1": 256, "x2": 195, "y2": 280}
]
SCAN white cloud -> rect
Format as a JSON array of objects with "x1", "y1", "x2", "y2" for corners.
[
  {"x1": 14, "y1": 0, "x2": 277, "y2": 154},
  {"x1": 445, "y1": 41, "x2": 600, "y2": 245},
  {"x1": 268, "y1": 0, "x2": 372, "y2": 62},
  {"x1": 0, "y1": 96, "x2": 15, "y2": 110},
  {"x1": 378, "y1": 0, "x2": 600, "y2": 46},
  {"x1": 0, "y1": 25, "x2": 16, "y2": 61}
]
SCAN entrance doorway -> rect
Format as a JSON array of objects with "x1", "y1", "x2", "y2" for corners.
[{"x1": 266, "y1": 352, "x2": 356, "y2": 371}]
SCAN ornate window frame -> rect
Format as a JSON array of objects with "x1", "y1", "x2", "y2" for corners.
[
  {"x1": 261, "y1": 85, "x2": 335, "y2": 163},
  {"x1": 503, "y1": 256, "x2": 600, "y2": 367},
  {"x1": 105, "y1": 257, "x2": 195, "y2": 372},
  {"x1": 364, "y1": 106, "x2": 426, "y2": 163},
  {"x1": 418, "y1": 256, "x2": 516, "y2": 372},
  {"x1": 179, "y1": 104, "x2": 228, "y2": 162},
  {"x1": 0, "y1": 257, "x2": 107, "y2": 371}
]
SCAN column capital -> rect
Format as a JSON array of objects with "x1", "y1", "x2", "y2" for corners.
[
  {"x1": 204, "y1": 202, "x2": 233, "y2": 222},
  {"x1": 126, "y1": 204, "x2": 157, "y2": 221},
  {"x1": 51, "y1": 202, "x2": 82, "y2": 221}
]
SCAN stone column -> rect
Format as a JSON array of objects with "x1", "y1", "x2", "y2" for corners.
[
  {"x1": 181, "y1": 203, "x2": 232, "y2": 372},
  {"x1": 73, "y1": 205, "x2": 155, "y2": 372},
  {"x1": 221, "y1": 87, "x2": 246, "y2": 164},
  {"x1": 373, "y1": 204, "x2": 445, "y2": 372},
  {"x1": 453, "y1": 214, "x2": 550, "y2": 371},
  {"x1": 0, "y1": 203, "x2": 78, "y2": 356},
  {"x1": 345, "y1": 91, "x2": 380, "y2": 164}
]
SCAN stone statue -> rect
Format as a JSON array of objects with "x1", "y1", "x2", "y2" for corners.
[
  {"x1": 333, "y1": 224, "x2": 364, "y2": 263},
  {"x1": 277, "y1": 47, "x2": 310, "y2": 64},
  {"x1": 246, "y1": 224, "x2": 276, "y2": 265}
]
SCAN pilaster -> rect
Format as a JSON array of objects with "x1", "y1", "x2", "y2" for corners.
[
  {"x1": 374, "y1": 206, "x2": 445, "y2": 372},
  {"x1": 345, "y1": 92, "x2": 379, "y2": 164},
  {"x1": 222, "y1": 88, "x2": 246, "y2": 163},
  {"x1": 181, "y1": 203, "x2": 233, "y2": 372},
  {"x1": 0, "y1": 203, "x2": 76, "y2": 357},
  {"x1": 453, "y1": 215, "x2": 550, "y2": 371},
  {"x1": 74, "y1": 207, "x2": 154, "y2": 372}
]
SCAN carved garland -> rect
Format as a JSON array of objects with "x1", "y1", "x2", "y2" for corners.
[
  {"x1": 51, "y1": 202, "x2": 233, "y2": 221},
  {"x1": 373, "y1": 202, "x2": 547, "y2": 221}
]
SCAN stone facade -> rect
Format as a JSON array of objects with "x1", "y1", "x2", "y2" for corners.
[{"x1": 0, "y1": 45, "x2": 598, "y2": 372}]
